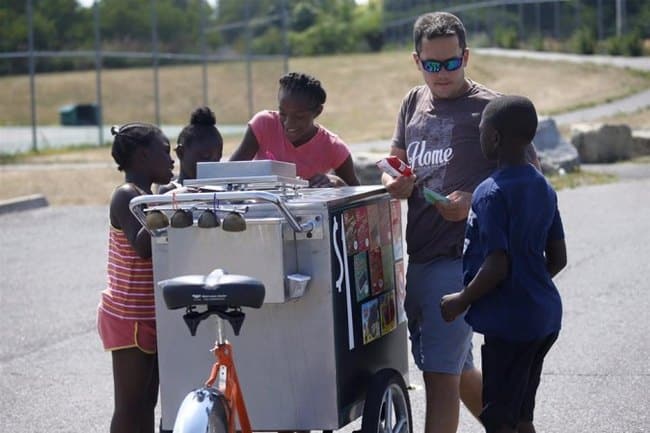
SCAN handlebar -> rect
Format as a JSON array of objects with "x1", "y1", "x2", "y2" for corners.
[{"x1": 129, "y1": 190, "x2": 314, "y2": 235}]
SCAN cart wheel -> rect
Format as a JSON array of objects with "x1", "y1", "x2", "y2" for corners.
[{"x1": 361, "y1": 369, "x2": 412, "y2": 433}]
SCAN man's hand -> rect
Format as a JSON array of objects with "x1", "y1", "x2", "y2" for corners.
[
  {"x1": 440, "y1": 292, "x2": 469, "y2": 322},
  {"x1": 383, "y1": 173, "x2": 416, "y2": 199},
  {"x1": 434, "y1": 190, "x2": 472, "y2": 221}
]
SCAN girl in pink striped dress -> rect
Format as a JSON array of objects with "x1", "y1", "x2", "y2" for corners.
[{"x1": 97, "y1": 122, "x2": 174, "y2": 433}]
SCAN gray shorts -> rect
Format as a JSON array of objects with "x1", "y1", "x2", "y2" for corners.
[{"x1": 404, "y1": 257, "x2": 474, "y2": 374}]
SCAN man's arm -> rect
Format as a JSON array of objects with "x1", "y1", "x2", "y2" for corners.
[{"x1": 440, "y1": 250, "x2": 509, "y2": 322}]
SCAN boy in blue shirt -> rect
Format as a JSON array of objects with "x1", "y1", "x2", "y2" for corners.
[{"x1": 440, "y1": 95, "x2": 567, "y2": 433}]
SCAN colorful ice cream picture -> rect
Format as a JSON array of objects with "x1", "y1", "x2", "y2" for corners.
[
  {"x1": 366, "y1": 203, "x2": 381, "y2": 249},
  {"x1": 343, "y1": 208, "x2": 359, "y2": 255},
  {"x1": 355, "y1": 206, "x2": 370, "y2": 252},
  {"x1": 353, "y1": 252, "x2": 370, "y2": 302},
  {"x1": 343, "y1": 206, "x2": 370, "y2": 255},
  {"x1": 379, "y1": 290, "x2": 397, "y2": 335},
  {"x1": 362, "y1": 298, "x2": 381, "y2": 344},
  {"x1": 381, "y1": 242, "x2": 395, "y2": 293},
  {"x1": 378, "y1": 200, "x2": 392, "y2": 246},
  {"x1": 368, "y1": 246, "x2": 384, "y2": 295}
]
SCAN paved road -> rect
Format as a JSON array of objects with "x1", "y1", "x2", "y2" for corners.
[
  {"x1": 475, "y1": 48, "x2": 650, "y2": 71},
  {"x1": 477, "y1": 48, "x2": 650, "y2": 126},
  {"x1": 1, "y1": 176, "x2": 649, "y2": 433}
]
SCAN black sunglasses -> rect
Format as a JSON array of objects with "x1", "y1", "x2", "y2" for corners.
[{"x1": 418, "y1": 55, "x2": 464, "y2": 73}]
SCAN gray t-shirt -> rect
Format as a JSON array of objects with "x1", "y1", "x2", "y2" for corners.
[{"x1": 392, "y1": 80, "x2": 500, "y2": 264}]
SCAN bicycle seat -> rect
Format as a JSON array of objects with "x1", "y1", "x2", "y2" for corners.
[{"x1": 160, "y1": 269, "x2": 265, "y2": 310}]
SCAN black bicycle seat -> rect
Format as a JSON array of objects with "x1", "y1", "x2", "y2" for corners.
[{"x1": 160, "y1": 269, "x2": 265, "y2": 310}]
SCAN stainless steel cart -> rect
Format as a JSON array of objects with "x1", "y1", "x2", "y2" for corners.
[{"x1": 130, "y1": 161, "x2": 412, "y2": 433}]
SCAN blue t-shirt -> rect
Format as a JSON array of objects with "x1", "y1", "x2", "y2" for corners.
[{"x1": 463, "y1": 164, "x2": 565, "y2": 341}]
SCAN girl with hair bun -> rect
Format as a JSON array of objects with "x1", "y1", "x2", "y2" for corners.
[
  {"x1": 158, "y1": 106, "x2": 223, "y2": 194},
  {"x1": 98, "y1": 122, "x2": 174, "y2": 433}
]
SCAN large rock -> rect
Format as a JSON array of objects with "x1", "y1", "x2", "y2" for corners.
[
  {"x1": 571, "y1": 123, "x2": 634, "y2": 163},
  {"x1": 630, "y1": 129, "x2": 650, "y2": 157},
  {"x1": 533, "y1": 117, "x2": 580, "y2": 174}
]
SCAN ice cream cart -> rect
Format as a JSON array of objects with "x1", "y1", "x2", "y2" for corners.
[{"x1": 129, "y1": 161, "x2": 412, "y2": 433}]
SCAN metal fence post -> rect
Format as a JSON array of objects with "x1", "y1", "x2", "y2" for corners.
[
  {"x1": 27, "y1": 0, "x2": 37, "y2": 153},
  {"x1": 152, "y1": 0, "x2": 161, "y2": 126},
  {"x1": 94, "y1": 0, "x2": 104, "y2": 146}
]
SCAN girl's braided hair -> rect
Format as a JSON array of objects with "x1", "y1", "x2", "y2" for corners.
[
  {"x1": 110, "y1": 122, "x2": 161, "y2": 171},
  {"x1": 279, "y1": 72, "x2": 326, "y2": 109}
]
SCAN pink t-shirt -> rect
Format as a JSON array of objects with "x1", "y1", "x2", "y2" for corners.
[{"x1": 249, "y1": 110, "x2": 351, "y2": 180}]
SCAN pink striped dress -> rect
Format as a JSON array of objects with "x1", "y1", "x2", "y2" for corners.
[
  {"x1": 97, "y1": 226, "x2": 157, "y2": 353},
  {"x1": 101, "y1": 226, "x2": 155, "y2": 319}
]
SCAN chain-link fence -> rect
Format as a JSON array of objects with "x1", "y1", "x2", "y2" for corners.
[
  {"x1": 1, "y1": 0, "x2": 289, "y2": 153},
  {"x1": 0, "y1": 0, "x2": 639, "y2": 153}
]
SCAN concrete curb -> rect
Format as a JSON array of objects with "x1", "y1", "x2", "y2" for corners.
[{"x1": 0, "y1": 194, "x2": 49, "y2": 215}]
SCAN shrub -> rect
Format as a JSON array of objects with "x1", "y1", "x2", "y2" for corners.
[
  {"x1": 570, "y1": 27, "x2": 596, "y2": 55},
  {"x1": 494, "y1": 26, "x2": 519, "y2": 49},
  {"x1": 605, "y1": 31, "x2": 643, "y2": 56}
]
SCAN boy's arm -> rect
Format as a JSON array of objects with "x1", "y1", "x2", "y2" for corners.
[
  {"x1": 545, "y1": 239, "x2": 567, "y2": 278},
  {"x1": 545, "y1": 207, "x2": 567, "y2": 278},
  {"x1": 440, "y1": 249, "x2": 509, "y2": 322}
]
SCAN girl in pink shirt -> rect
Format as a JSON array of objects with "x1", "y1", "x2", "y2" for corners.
[{"x1": 230, "y1": 72, "x2": 360, "y2": 187}]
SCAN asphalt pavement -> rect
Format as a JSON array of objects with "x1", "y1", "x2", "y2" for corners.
[{"x1": 1, "y1": 174, "x2": 649, "y2": 433}]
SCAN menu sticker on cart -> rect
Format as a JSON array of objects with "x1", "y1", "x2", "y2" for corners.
[
  {"x1": 343, "y1": 206, "x2": 369, "y2": 255},
  {"x1": 355, "y1": 206, "x2": 370, "y2": 252},
  {"x1": 361, "y1": 298, "x2": 381, "y2": 344},
  {"x1": 381, "y1": 242, "x2": 395, "y2": 293},
  {"x1": 353, "y1": 252, "x2": 370, "y2": 302},
  {"x1": 343, "y1": 208, "x2": 359, "y2": 254},
  {"x1": 366, "y1": 203, "x2": 381, "y2": 249},
  {"x1": 394, "y1": 260, "x2": 407, "y2": 324},
  {"x1": 390, "y1": 200, "x2": 404, "y2": 261},
  {"x1": 378, "y1": 200, "x2": 392, "y2": 246},
  {"x1": 368, "y1": 247, "x2": 384, "y2": 296},
  {"x1": 379, "y1": 290, "x2": 397, "y2": 335}
]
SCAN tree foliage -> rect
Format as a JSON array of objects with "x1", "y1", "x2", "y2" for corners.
[{"x1": 1, "y1": 0, "x2": 648, "y2": 75}]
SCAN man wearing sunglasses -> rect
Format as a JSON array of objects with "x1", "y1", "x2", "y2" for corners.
[{"x1": 382, "y1": 11, "x2": 538, "y2": 433}]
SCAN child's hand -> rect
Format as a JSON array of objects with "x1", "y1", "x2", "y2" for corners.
[
  {"x1": 440, "y1": 292, "x2": 469, "y2": 322},
  {"x1": 309, "y1": 173, "x2": 336, "y2": 188},
  {"x1": 435, "y1": 190, "x2": 471, "y2": 222}
]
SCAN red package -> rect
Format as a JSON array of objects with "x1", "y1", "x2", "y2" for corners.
[{"x1": 376, "y1": 156, "x2": 412, "y2": 177}]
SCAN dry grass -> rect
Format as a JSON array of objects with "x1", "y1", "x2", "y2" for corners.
[
  {"x1": 2, "y1": 50, "x2": 649, "y2": 206},
  {"x1": 2, "y1": 49, "x2": 649, "y2": 144}
]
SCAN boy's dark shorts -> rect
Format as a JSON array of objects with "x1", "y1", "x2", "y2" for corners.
[{"x1": 480, "y1": 332, "x2": 559, "y2": 433}]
